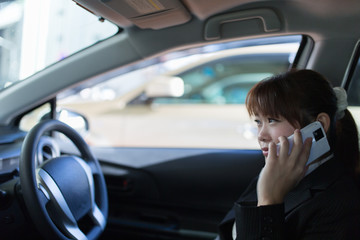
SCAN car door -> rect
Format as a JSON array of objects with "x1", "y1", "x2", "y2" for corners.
[{"x1": 97, "y1": 148, "x2": 264, "y2": 240}]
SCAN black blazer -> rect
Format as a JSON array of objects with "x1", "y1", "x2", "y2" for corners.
[{"x1": 218, "y1": 157, "x2": 360, "y2": 240}]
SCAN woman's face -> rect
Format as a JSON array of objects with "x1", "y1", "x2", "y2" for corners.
[{"x1": 254, "y1": 113, "x2": 300, "y2": 157}]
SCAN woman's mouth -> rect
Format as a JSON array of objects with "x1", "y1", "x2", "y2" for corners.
[{"x1": 261, "y1": 147, "x2": 269, "y2": 157}]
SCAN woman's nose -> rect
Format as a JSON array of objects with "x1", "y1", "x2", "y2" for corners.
[{"x1": 258, "y1": 125, "x2": 269, "y2": 142}]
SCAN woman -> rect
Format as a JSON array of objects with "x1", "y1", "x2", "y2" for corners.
[{"x1": 218, "y1": 69, "x2": 360, "y2": 239}]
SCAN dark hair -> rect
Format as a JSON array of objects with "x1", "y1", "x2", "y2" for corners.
[{"x1": 246, "y1": 69, "x2": 360, "y2": 176}]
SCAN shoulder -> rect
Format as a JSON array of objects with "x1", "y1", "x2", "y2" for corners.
[
  {"x1": 285, "y1": 175, "x2": 360, "y2": 238},
  {"x1": 302, "y1": 173, "x2": 360, "y2": 222},
  {"x1": 321, "y1": 174, "x2": 360, "y2": 209}
]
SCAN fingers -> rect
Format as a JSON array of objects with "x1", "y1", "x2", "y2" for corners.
[
  {"x1": 270, "y1": 128, "x2": 313, "y2": 168},
  {"x1": 268, "y1": 137, "x2": 290, "y2": 163},
  {"x1": 277, "y1": 129, "x2": 312, "y2": 166},
  {"x1": 267, "y1": 142, "x2": 278, "y2": 164},
  {"x1": 300, "y1": 137, "x2": 313, "y2": 165},
  {"x1": 278, "y1": 136, "x2": 289, "y2": 160},
  {"x1": 291, "y1": 129, "x2": 303, "y2": 156}
]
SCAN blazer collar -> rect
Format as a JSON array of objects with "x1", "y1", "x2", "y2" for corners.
[
  {"x1": 221, "y1": 157, "x2": 346, "y2": 225},
  {"x1": 284, "y1": 156, "x2": 345, "y2": 214}
]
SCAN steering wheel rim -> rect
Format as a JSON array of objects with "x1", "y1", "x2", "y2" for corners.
[{"x1": 20, "y1": 119, "x2": 108, "y2": 240}]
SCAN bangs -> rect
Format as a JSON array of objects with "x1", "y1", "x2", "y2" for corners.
[{"x1": 245, "y1": 76, "x2": 301, "y2": 126}]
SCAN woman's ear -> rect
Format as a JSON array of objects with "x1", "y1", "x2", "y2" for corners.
[{"x1": 316, "y1": 112, "x2": 331, "y2": 133}]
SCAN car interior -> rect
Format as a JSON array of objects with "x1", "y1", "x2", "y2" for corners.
[{"x1": 1, "y1": 0, "x2": 360, "y2": 239}]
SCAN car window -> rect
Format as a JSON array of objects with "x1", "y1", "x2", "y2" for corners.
[
  {"x1": 53, "y1": 36, "x2": 301, "y2": 149},
  {"x1": 346, "y1": 54, "x2": 360, "y2": 139},
  {"x1": 19, "y1": 103, "x2": 51, "y2": 131},
  {"x1": 0, "y1": 0, "x2": 118, "y2": 90}
]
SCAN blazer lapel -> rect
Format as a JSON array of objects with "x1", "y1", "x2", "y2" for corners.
[{"x1": 284, "y1": 185, "x2": 312, "y2": 214}]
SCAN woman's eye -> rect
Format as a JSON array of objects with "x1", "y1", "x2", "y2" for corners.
[
  {"x1": 254, "y1": 119, "x2": 261, "y2": 125},
  {"x1": 268, "y1": 118, "x2": 279, "y2": 123}
]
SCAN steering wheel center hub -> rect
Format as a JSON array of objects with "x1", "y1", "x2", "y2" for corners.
[{"x1": 41, "y1": 156, "x2": 92, "y2": 221}]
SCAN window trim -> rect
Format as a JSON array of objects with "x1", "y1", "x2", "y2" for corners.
[
  {"x1": 291, "y1": 35, "x2": 314, "y2": 70},
  {"x1": 342, "y1": 39, "x2": 360, "y2": 90}
]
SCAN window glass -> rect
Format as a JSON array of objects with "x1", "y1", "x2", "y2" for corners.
[
  {"x1": 346, "y1": 56, "x2": 360, "y2": 139},
  {"x1": 0, "y1": 0, "x2": 118, "y2": 90},
  {"x1": 347, "y1": 62, "x2": 360, "y2": 106},
  {"x1": 58, "y1": 36, "x2": 301, "y2": 149},
  {"x1": 19, "y1": 103, "x2": 51, "y2": 131}
]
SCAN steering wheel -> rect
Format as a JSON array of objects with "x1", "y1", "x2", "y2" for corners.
[{"x1": 19, "y1": 119, "x2": 108, "y2": 240}]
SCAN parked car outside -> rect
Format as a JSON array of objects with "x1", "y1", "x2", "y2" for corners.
[{"x1": 56, "y1": 41, "x2": 299, "y2": 149}]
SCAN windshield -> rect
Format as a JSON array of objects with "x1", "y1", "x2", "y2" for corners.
[{"x1": 0, "y1": 0, "x2": 118, "y2": 90}]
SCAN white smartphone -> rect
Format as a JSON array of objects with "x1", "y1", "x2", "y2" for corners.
[{"x1": 276, "y1": 121, "x2": 330, "y2": 165}]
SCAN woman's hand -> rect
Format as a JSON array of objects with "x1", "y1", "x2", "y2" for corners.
[{"x1": 257, "y1": 129, "x2": 312, "y2": 206}]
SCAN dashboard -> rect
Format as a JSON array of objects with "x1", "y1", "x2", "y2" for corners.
[{"x1": 0, "y1": 127, "x2": 60, "y2": 185}]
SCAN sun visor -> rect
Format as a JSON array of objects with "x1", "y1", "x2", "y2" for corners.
[
  {"x1": 102, "y1": 0, "x2": 191, "y2": 29},
  {"x1": 74, "y1": 0, "x2": 191, "y2": 30}
]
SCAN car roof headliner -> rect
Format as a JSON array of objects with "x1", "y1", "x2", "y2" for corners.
[{"x1": 73, "y1": 0, "x2": 360, "y2": 38}]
